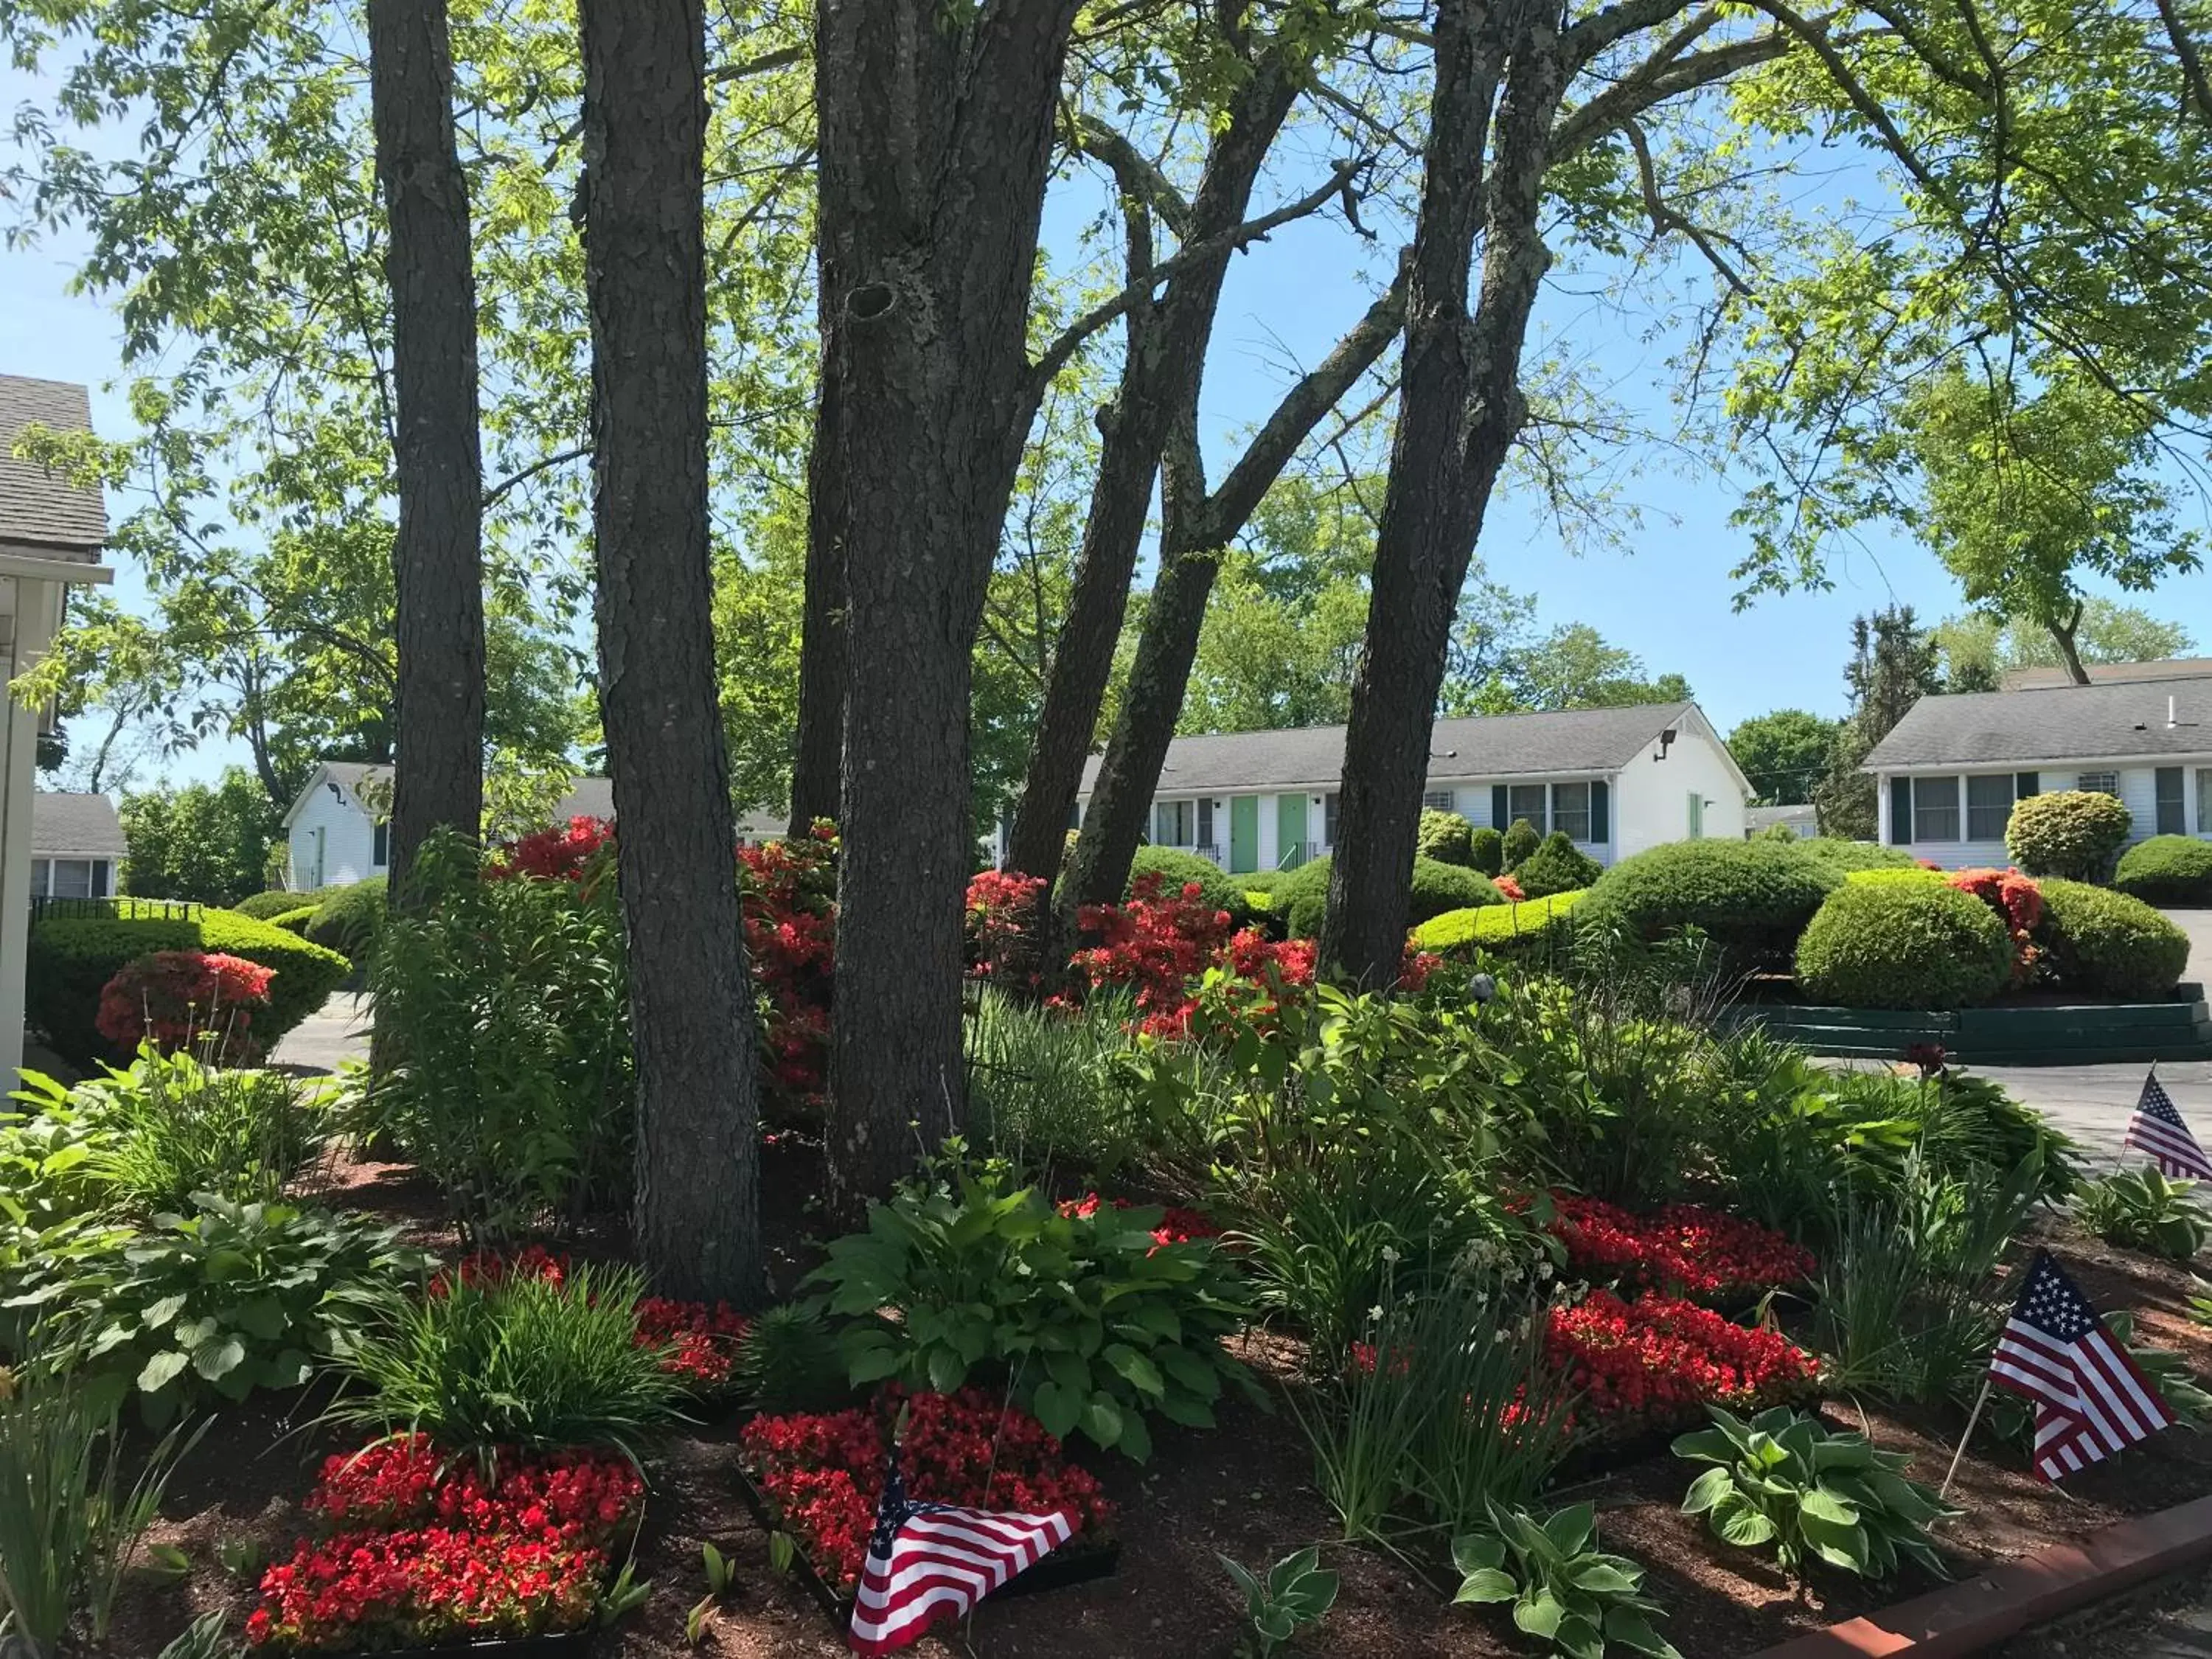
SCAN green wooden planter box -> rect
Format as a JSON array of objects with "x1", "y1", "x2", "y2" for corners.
[{"x1": 1725, "y1": 984, "x2": 2212, "y2": 1065}]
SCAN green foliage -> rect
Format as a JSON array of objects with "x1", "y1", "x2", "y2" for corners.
[
  {"x1": 1935, "y1": 605, "x2": 2197, "y2": 688},
  {"x1": 7, "y1": 1196, "x2": 425, "y2": 1425},
  {"x1": 1417, "y1": 809, "x2": 1475, "y2": 866},
  {"x1": 364, "y1": 830, "x2": 632, "y2": 1239},
  {"x1": 1728, "y1": 710, "x2": 1840, "y2": 807},
  {"x1": 1579, "y1": 839, "x2": 1842, "y2": 970},
  {"x1": 1279, "y1": 855, "x2": 1499, "y2": 942},
  {"x1": 233, "y1": 888, "x2": 319, "y2": 920},
  {"x1": 1502, "y1": 818, "x2": 1541, "y2": 869},
  {"x1": 2035, "y1": 878, "x2": 2191, "y2": 998},
  {"x1": 1470, "y1": 827, "x2": 1505, "y2": 877},
  {"x1": 332, "y1": 1260, "x2": 688, "y2": 1458},
  {"x1": 119, "y1": 768, "x2": 281, "y2": 908},
  {"x1": 2073, "y1": 1167, "x2": 2210, "y2": 1261},
  {"x1": 1794, "y1": 877, "x2": 2014, "y2": 1009},
  {"x1": 1413, "y1": 891, "x2": 1585, "y2": 957},
  {"x1": 27, "y1": 908, "x2": 349, "y2": 1067},
  {"x1": 1127, "y1": 845, "x2": 1245, "y2": 920},
  {"x1": 2115, "y1": 835, "x2": 2212, "y2": 905},
  {"x1": 1675, "y1": 1406, "x2": 1955, "y2": 1582},
  {"x1": 807, "y1": 1144, "x2": 1256, "y2": 1461},
  {"x1": 728, "y1": 1304, "x2": 850, "y2": 1415},
  {"x1": 1452, "y1": 1503, "x2": 1680, "y2": 1659},
  {"x1": 1514, "y1": 832, "x2": 1602, "y2": 899},
  {"x1": 2005, "y1": 791, "x2": 2133, "y2": 881},
  {"x1": 156, "y1": 1611, "x2": 246, "y2": 1659},
  {"x1": 0, "y1": 1090, "x2": 124, "y2": 1231},
  {"x1": 304, "y1": 875, "x2": 386, "y2": 963},
  {"x1": 1793, "y1": 838, "x2": 1919, "y2": 874},
  {"x1": 1220, "y1": 1545, "x2": 1339, "y2": 1659},
  {"x1": 966, "y1": 990, "x2": 1141, "y2": 1176}
]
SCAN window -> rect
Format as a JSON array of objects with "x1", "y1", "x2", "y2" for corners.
[
  {"x1": 47, "y1": 858, "x2": 94, "y2": 900},
  {"x1": 1197, "y1": 798, "x2": 1215, "y2": 858},
  {"x1": 2078, "y1": 771, "x2": 2120, "y2": 797},
  {"x1": 372, "y1": 821, "x2": 390, "y2": 868},
  {"x1": 2201, "y1": 770, "x2": 2212, "y2": 837},
  {"x1": 1153, "y1": 800, "x2": 1197, "y2": 846},
  {"x1": 1966, "y1": 774, "x2": 2017, "y2": 841},
  {"x1": 1506, "y1": 784, "x2": 1548, "y2": 835},
  {"x1": 2156, "y1": 768, "x2": 2185, "y2": 836},
  {"x1": 1422, "y1": 789, "x2": 1456, "y2": 813},
  {"x1": 1913, "y1": 775, "x2": 1961, "y2": 842},
  {"x1": 1553, "y1": 781, "x2": 1593, "y2": 843},
  {"x1": 1324, "y1": 791, "x2": 1340, "y2": 846},
  {"x1": 29, "y1": 858, "x2": 48, "y2": 899}
]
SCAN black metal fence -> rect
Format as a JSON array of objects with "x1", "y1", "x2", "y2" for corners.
[{"x1": 29, "y1": 896, "x2": 201, "y2": 925}]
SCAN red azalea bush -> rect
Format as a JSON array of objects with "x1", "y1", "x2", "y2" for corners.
[
  {"x1": 1946, "y1": 866, "x2": 2045, "y2": 984},
  {"x1": 95, "y1": 949, "x2": 276, "y2": 1061},
  {"x1": 965, "y1": 869, "x2": 1049, "y2": 984},
  {"x1": 1547, "y1": 1195, "x2": 1816, "y2": 1300},
  {"x1": 1492, "y1": 874, "x2": 1528, "y2": 902},
  {"x1": 1057, "y1": 1192, "x2": 1221, "y2": 1248},
  {"x1": 489, "y1": 815, "x2": 613, "y2": 883},
  {"x1": 739, "y1": 1388, "x2": 1115, "y2": 1590},
  {"x1": 1545, "y1": 1290, "x2": 1820, "y2": 1434},
  {"x1": 247, "y1": 1436, "x2": 643, "y2": 1651},
  {"x1": 739, "y1": 824, "x2": 839, "y2": 1119}
]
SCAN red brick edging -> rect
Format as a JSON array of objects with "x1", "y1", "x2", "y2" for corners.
[{"x1": 1745, "y1": 1495, "x2": 2212, "y2": 1658}]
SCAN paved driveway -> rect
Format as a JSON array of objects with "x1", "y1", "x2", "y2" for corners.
[{"x1": 271, "y1": 990, "x2": 372, "y2": 1075}]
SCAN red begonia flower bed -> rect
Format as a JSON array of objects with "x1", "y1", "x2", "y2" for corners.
[
  {"x1": 1545, "y1": 1194, "x2": 1816, "y2": 1301},
  {"x1": 1545, "y1": 1288, "x2": 1820, "y2": 1435}
]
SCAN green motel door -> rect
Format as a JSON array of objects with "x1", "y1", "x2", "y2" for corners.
[
  {"x1": 1277, "y1": 793, "x2": 1310, "y2": 869},
  {"x1": 1228, "y1": 796, "x2": 1260, "y2": 872}
]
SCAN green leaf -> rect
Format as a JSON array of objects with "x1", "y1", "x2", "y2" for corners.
[
  {"x1": 1082, "y1": 1393, "x2": 1124, "y2": 1451},
  {"x1": 1451, "y1": 1535, "x2": 1506, "y2": 1578},
  {"x1": 1453, "y1": 1568, "x2": 1519, "y2": 1604},
  {"x1": 1102, "y1": 1342, "x2": 1166, "y2": 1399},
  {"x1": 137, "y1": 1349, "x2": 189, "y2": 1393},
  {"x1": 1681, "y1": 1466, "x2": 1734, "y2": 1515},
  {"x1": 1800, "y1": 1487, "x2": 1860, "y2": 1526},
  {"x1": 1032, "y1": 1378, "x2": 1083, "y2": 1441},
  {"x1": 141, "y1": 1293, "x2": 189, "y2": 1329},
  {"x1": 1514, "y1": 1589, "x2": 1566, "y2": 1639},
  {"x1": 192, "y1": 1332, "x2": 247, "y2": 1382},
  {"x1": 1568, "y1": 1561, "x2": 1641, "y2": 1596},
  {"x1": 1713, "y1": 1498, "x2": 1779, "y2": 1549},
  {"x1": 1544, "y1": 1503, "x2": 1596, "y2": 1557},
  {"x1": 925, "y1": 1344, "x2": 967, "y2": 1395},
  {"x1": 1606, "y1": 1606, "x2": 1683, "y2": 1658}
]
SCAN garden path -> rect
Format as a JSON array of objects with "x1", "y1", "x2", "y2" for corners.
[{"x1": 271, "y1": 988, "x2": 372, "y2": 1074}]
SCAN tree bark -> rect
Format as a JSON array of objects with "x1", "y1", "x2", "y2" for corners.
[
  {"x1": 580, "y1": 0, "x2": 762, "y2": 1304},
  {"x1": 815, "y1": 0, "x2": 1083, "y2": 1215},
  {"x1": 2049, "y1": 598, "x2": 2092, "y2": 685},
  {"x1": 788, "y1": 292, "x2": 846, "y2": 835},
  {"x1": 367, "y1": 0, "x2": 485, "y2": 905},
  {"x1": 1322, "y1": 0, "x2": 1568, "y2": 987}
]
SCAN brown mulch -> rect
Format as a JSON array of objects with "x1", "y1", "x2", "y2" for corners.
[{"x1": 89, "y1": 1157, "x2": 2212, "y2": 1659}]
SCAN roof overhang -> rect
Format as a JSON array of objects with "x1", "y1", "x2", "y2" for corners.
[
  {"x1": 0, "y1": 551, "x2": 111, "y2": 585},
  {"x1": 1867, "y1": 751, "x2": 2212, "y2": 776}
]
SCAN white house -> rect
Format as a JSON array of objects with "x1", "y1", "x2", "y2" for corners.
[
  {"x1": 1863, "y1": 669, "x2": 2212, "y2": 867},
  {"x1": 29, "y1": 790, "x2": 123, "y2": 900},
  {"x1": 1060, "y1": 700, "x2": 1750, "y2": 873},
  {"x1": 1, "y1": 375, "x2": 113, "y2": 1091}
]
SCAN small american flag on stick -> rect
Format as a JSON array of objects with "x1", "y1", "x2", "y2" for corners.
[
  {"x1": 1987, "y1": 1250, "x2": 2172, "y2": 1482},
  {"x1": 846, "y1": 1447, "x2": 1074, "y2": 1656},
  {"x1": 2122, "y1": 1069, "x2": 2212, "y2": 1180}
]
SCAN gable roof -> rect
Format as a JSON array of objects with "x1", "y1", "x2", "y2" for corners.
[
  {"x1": 284, "y1": 762, "x2": 614, "y2": 829},
  {"x1": 1864, "y1": 675, "x2": 2212, "y2": 770},
  {"x1": 1080, "y1": 702, "x2": 1703, "y2": 794},
  {"x1": 30, "y1": 790, "x2": 124, "y2": 858},
  {"x1": 0, "y1": 376, "x2": 107, "y2": 555}
]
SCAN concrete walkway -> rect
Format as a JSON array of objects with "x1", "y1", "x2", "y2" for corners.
[{"x1": 271, "y1": 990, "x2": 372, "y2": 1075}]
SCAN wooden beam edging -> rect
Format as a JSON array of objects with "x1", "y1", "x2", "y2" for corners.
[{"x1": 1743, "y1": 1495, "x2": 2212, "y2": 1658}]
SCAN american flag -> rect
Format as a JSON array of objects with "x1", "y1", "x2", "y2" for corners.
[
  {"x1": 2122, "y1": 1070, "x2": 2212, "y2": 1180},
  {"x1": 1987, "y1": 1250, "x2": 2172, "y2": 1482},
  {"x1": 846, "y1": 1450, "x2": 1074, "y2": 1656}
]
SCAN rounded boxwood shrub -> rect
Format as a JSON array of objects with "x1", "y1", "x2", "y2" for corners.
[
  {"x1": 1416, "y1": 808, "x2": 1475, "y2": 866},
  {"x1": 1502, "y1": 818, "x2": 1541, "y2": 869},
  {"x1": 2035, "y1": 878, "x2": 2191, "y2": 998},
  {"x1": 234, "y1": 888, "x2": 319, "y2": 920},
  {"x1": 1795, "y1": 878, "x2": 2014, "y2": 1009},
  {"x1": 1124, "y1": 845, "x2": 1245, "y2": 922},
  {"x1": 1469, "y1": 825, "x2": 1504, "y2": 876},
  {"x1": 1413, "y1": 889, "x2": 1585, "y2": 956},
  {"x1": 1280, "y1": 854, "x2": 1500, "y2": 941},
  {"x1": 2006, "y1": 790, "x2": 2132, "y2": 880},
  {"x1": 305, "y1": 875, "x2": 387, "y2": 963},
  {"x1": 1795, "y1": 838, "x2": 1919, "y2": 876},
  {"x1": 27, "y1": 906, "x2": 350, "y2": 1065},
  {"x1": 1578, "y1": 838, "x2": 1843, "y2": 967},
  {"x1": 1512, "y1": 831, "x2": 1603, "y2": 899},
  {"x1": 2114, "y1": 835, "x2": 2212, "y2": 906}
]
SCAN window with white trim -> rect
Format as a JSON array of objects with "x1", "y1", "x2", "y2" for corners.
[
  {"x1": 1913, "y1": 775, "x2": 1961, "y2": 841},
  {"x1": 2077, "y1": 771, "x2": 2120, "y2": 797},
  {"x1": 1553, "y1": 780, "x2": 1593, "y2": 843},
  {"x1": 1506, "y1": 784, "x2": 1548, "y2": 835},
  {"x1": 1153, "y1": 800, "x2": 1197, "y2": 846},
  {"x1": 1965, "y1": 773, "x2": 2017, "y2": 841},
  {"x1": 1422, "y1": 789, "x2": 1455, "y2": 813},
  {"x1": 29, "y1": 858, "x2": 49, "y2": 899},
  {"x1": 45, "y1": 858, "x2": 95, "y2": 900}
]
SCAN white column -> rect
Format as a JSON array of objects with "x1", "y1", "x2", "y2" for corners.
[{"x1": 1, "y1": 576, "x2": 61, "y2": 1093}]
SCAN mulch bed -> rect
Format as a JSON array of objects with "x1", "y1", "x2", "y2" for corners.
[{"x1": 95, "y1": 1150, "x2": 2212, "y2": 1659}]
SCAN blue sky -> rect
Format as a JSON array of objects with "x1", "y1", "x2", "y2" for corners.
[{"x1": 6, "y1": 59, "x2": 2209, "y2": 792}]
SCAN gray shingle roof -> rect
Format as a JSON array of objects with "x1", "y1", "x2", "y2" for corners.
[
  {"x1": 315, "y1": 762, "x2": 612, "y2": 822},
  {"x1": 1863, "y1": 676, "x2": 2212, "y2": 769},
  {"x1": 2000, "y1": 658, "x2": 2212, "y2": 691},
  {"x1": 0, "y1": 376, "x2": 106, "y2": 554},
  {"x1": 31, "y1": 790, "x2": 124, "y2": 858},
  {"x1": 1079, "y1": 702, "x2": 1697, "y2": 793}
]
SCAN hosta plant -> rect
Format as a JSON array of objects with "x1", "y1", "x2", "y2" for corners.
[
  {"x1": 1674, "y1": 1406, "x2": 1955, "y2": 1582},
  {"x1": 2072, "y1": 1167, "x2": 2210, "y2": 1262},
  {"x1": 1451, "y1": 1502, "x2": 1680, "y2": 1659},
  {"x1": 1220, "y1": 1545, "x2": 1339, "y2": 1658}
]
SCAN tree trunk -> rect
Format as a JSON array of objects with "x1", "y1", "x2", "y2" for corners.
[
  {"x1": 788, "y1": 294, "x2": 846, "y2": 835},
  {"x1": 367, "y1": 0, "x2": 485, "y2": 904},
  {"x1": 580, "y1": 0, "x2": 762, "y2": 1304},
  {"x1": 815, "y1": 0, "x2": 1083, "y2": 1215},
  {"x1": 2050, "y1": 599, "x2": 2092, "y2": 685},
  {"x1": 1322, "y1": 0, "x2": 1567, "y2": 987}
]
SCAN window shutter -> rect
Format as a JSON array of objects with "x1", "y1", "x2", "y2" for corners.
[
  {"x1": 2157, "y1": 767, "x2": 2186, "y2": 835},
  {"x1": 1889, "y1": 777, "x2": 1913, "y2": 844},
  {"x1": 2014, "y1": 772, "x2": 2038, "y2": 800},
  {"x1": 92, "y1": 860, "x2": 111, "y2": 899},
  {"x1": 1491, "y1": 785, "x2": 1509, "y2": 830},
  {"x1": 1590, "y1": 780, "x2": 1610, "y2": 845}
]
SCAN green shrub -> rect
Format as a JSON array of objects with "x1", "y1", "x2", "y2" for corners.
[
  {"x1": 271, "y1": 906, "x2": 317, "y2": 936},
  {"x1": 2036, "y1": 877, "x2": 2191, "y2": 998},
  {"x1": 1280, "y1": 854, "x2": 1500, "y2": 941},
  {"x1": 1795, "y1": 879, "x2": 2014, "y2": 1009},
  {"x1": 331, "y1": 1259, "x2": 689, "y2": 1458},
  {"x1": 1579, "y1": 839, "x2": 1843, "y2": 970},
  {"x1": 2073, "y1": 1168, "x2": 2211, "y2": 1261},
  {"x1": 305, "y1": 875, "x2": 386, "y2": 963},
  {"x1": 1416, "y1": 809, "x2": 1475, "y2": 866},
  {"x1": 1795, "y1": 838, "x2": 1919, "y2": 875},
  {"x1": 2115, "y1": 835, "x2": 2212, "y2": 906},
  {"x1": 1503, "y1": 818, "x2": 1541, "y2": 869},
  {"x1": 1469, "y1": 826, "x2": 1505, "y2": 876},
  {"x1": 27, "y1": 909, "x2": 349, "y2": 1067},
  {"x1": 233, "y1": 889, "x2": 313, "y2": 920},
  {"x1": 1415, "y1": 891, "x2": 1585, "y2": 956},
  {"x1": 807, "y1": 1144, "x2": 1257, "y2": 1461},
  {"x1": 1126, "y1": 845, "x2": 1245, "y2": 920},
  {"x1": 1514, "y1": 832, "x2": 1603, "y2": 899},
  {"x1": 728, "y1": 1304, "x2": 850, "y2": 1415},
  {"x1": 1451, "y1": 1503, "x2": 1680, "y2": 1659},
  {"x1": 2006, "y1": 790, "x2": 2132, "y2": 880}
]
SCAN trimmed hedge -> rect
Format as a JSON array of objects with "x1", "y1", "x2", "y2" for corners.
[
  {"x1": 1502, "y1": 818, "x2": 1541, "y2": 869},
  {"x1": 1577, "y1": 838, "x2": 1843, "y2": 967},
  {"x1": 1512, "y1": 831, "x2": 1602, "y2": 898},
  {"x1": 2006, "y1": 790, "x2": 2132, "y2": 880},
  {"x1": 1416, "y1": 809, "x2": 1475, "y2": 866},
  {"x1": 1795, "y1": 878, "x2": 2014, "y2": 1009},
  {"x1": 305, "y1": 875, "x2": 386, "y2": 963},
  {"x1": 1470, "y1": 826, "x2": 1504, "y2": 876},
  {"x1": 1795, "y1": 838, "x2": 1920, "y2": 876},
  {"x1": 27, "y1": 908, "x2": 350, "y2": 1065},
  {"x1": 234, "y1": 888, "x2": 320, "y2": 920},
  {"x1": 2035, "y1": 878, "x2": 2192, "y2": 999},
  {"x1": 1281, "y1": 854, "x2": 1500, "y2": 942},
  {"x1": 2115, "y1": 835, "x2": 2212, "y2": 906},
  {"x1": 1414, "y1": 889, "x2": 1585, "y2": 956},
  {"x1": 1125, "y1": 846, "x2": 1246, "y2": 922}
]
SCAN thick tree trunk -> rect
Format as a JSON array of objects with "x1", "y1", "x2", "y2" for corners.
[
  {"x1": 1322, "y1": 0, "x2": 1567, "y2": 986},
  {"x1": 2050, "y1": 599, "x2": 2092, "y2": 685},
  {"x1": 788, "y1": 298, "x2": 846, "y2": 835},
  {"x1": 815, "y1": 0, "x2": 1083, "y2": 1214},
  {"x1": 368, "y1": 0, "x2": 485, "y2": 904},
  {"x1": 580, "y1": 0, "x2": 762, "y2": 1304}
]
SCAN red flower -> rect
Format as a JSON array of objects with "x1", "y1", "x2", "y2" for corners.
[
  {"x1": 1492, "y1": 874, "x2": 1528, "y2": 902},
  {"x1": 1945, "y1": 866, "x2": 2044, "y2": 984},
  {"x1": 96, "y1": 950, "x2": 275, "y2": 1062},
  {"x1": 488, "y1": 815, "x2": 614, "y2": 883},
  {"x1": 1545, "y1": 1194, "x2": 1815, "y2": 1300},
  {"x1": 1055, "y1": 1192, "x2": 1221, "y2": 1248},
  {"x1": 1545, "y1": 1290, "x2": 1819, "y2": 1434}
]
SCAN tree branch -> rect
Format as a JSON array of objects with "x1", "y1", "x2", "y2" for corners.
[
  {"x1": 1624, "y1": 119, "x2": 1753, "y2": 294},
  {"x1": 1071, "y1": 114, "x2": 1192, "y2": 237},
  {"x1": 1551, "y1": 22, "x2": 1796, "y2": 159},
  {"x1": 2154, "y1": 0, "x2": 2212, "y2": 128},
  {"x1": 483, "y1": 444, "x2": 591, "y2": 509}
]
